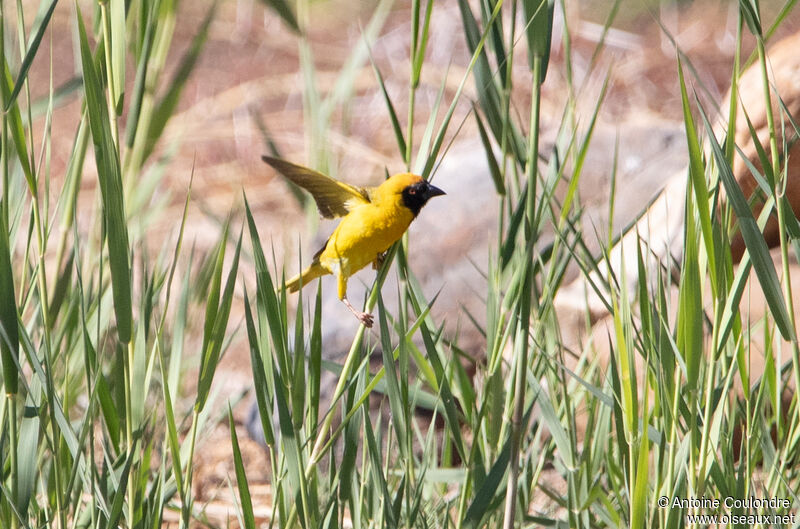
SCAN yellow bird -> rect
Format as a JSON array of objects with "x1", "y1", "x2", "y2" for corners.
[{"x1": 263, "y1": 156, "x2": 445, "y2": 327}]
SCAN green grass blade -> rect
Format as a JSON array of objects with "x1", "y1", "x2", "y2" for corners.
[
  {"x1": 103, "y1": 440, "x2": 138, "y2": 529},
  {"x1": 677, "y1": 56, "x2": 715, "y2": 292},
  {"x1": 244, "y1": 195, "x2": 287, "y2": 374},
  {"x1": 676, "y1": 193, "x2": 703, "y2": 389},
  {"x1": 229, "y1": 407, "x2": 256, "y2": 529},
  {"x1": 739, "y1": 0, "x2": 763, "y2": 37},
  {"x1": 411, "y1": 0, "x2": 434, "y2": 87},
  {"x1": 456, "y1": 0, "x2": 504, "y2": 156},
  {"x1": 377, "y1": 293, "x2": 408, "y2": 459},
  {"x1": 631, "y1": 405, "x2": 649, "y2": 529},
  {"x1": 109, "y1": 0, "x2": 126, "y2": 112},
  {"x1": 522, "y1": 0, "x2": 554, "y2": 82},
  {"x1": 143, "y1": 1, "x2": 216, "y2": 162},
  {"x1": 558, "y1": 72, "x2": 609, "y2": 223},
  {"x1": 423, "y1": 0, "x2": 504, "y2": 179},
  {"x1": 95, "y1": 344, "x2": 122, "y2": 451},
  {"x1": 413, "y1": 71, "x2": 446, "y2": 175},
  {"x1": 243, "y1": 284, "x2": 275, "y2": 447},
  {"x1": 196, "y1": 227, "x2": 241, "y2": 412},
  {"x1": 699, "y1": 102, "x2": 794, "y2": 340},
  {"x1": 258, "y1": 0, "x2": 301, "y2": 34},
  {"x1": 125, "y1": 0, "x2": 159, "y2": 148},
  {"x1": 363, "y1": 409, "x2": 397, "y2": 527},
  {"x1": 480, "y1": 0, "x2": 507, "y2": 85},
  {"x1": 272, "y1": 344, "x2": 314, "y2": 526},
  {"x1": 714, "y1": 203, "x2": 775, "y2": 369},
  {"x1": 308, "y1": 285, "x2": 322, "y2": 438},
  {"x1": 407, "y1": 287, "x2": 467, "y2": 463},
  {"x1": 369, "y1": 58, "x2": 407, "y2": 157},
  {"x1": 291, "y1": 273, "x2": 305, "y2": 432},
  {"x1": 740, "y1": 106, "x2": 774, "y2": 190},
  {"x1": 2, "y1": 60, "x2": 34, "y2": 192},
  {"x1": 462, "y1": 433, "x2": 512, "y2": 529},
  {"x1": 16, "y1": 378, "x2": 41, "y2": 514},
  {"x1": 0, "y1": 210, "x2": 19, "y2": 393},
  {"x1": 6, "y1": 0, "x2": 58, "y2": 110},
  {"x1": 158, "y1": 339, "x2": 185, "y2": 500},
  {"x1": 474, "y1": 105, "x2": 505, "y2": 195},
  {"x1": 76, "y1": 7, "x2": 132, "y2": 343}
]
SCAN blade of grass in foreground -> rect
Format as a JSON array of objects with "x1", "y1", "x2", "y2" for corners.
[
  {"x1": 107, "y1": 0, "x2": 127, "y2": 113},
  {"x1": 6, "y1": 0, "x2": 58, "y2": 111},
  {"x1": 676, "y1": 191, "x2": 703, "y2": 391},
  {"x1": 2, "y1": 59, "x2": 34, "y2": 192},
  {"x1": 363, "y1": 408, "x2": 398, "y2": 528},
  {"x1": 677, "y1": 57, "x2": 716, "y2": 294},
  {"x1": 229, "y1": 407, "x2": 256, "y2": 529},
  {"x1": 699, "y1": 102, "x2": 794, "y2": 341},
  {"x1": 196, "y1": 226, "x2": 242, "y2": 412},
  {"x1": 124, "y1": 0, "x2": 158, "y2": 149},
  {"x1": 0, "y1": 210, "x2": 19, "y2": 394},
  {"x1": 76, "y1": 7, "x2": 132, "y2": 344},
  {"x1": 522, "y1": 0, "x2": 554, "y2": 83},
  {"x1": 377, "y1": 293, "x2": 409, "y2": 460}
]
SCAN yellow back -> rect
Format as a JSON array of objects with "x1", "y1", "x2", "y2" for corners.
[{"x1": 318, "y1": 172, "x2": 423, "y2": 275}]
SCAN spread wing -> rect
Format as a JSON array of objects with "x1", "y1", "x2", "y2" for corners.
[{"x1": 262, "y1": 156, "x2": 371, "y2": 218}]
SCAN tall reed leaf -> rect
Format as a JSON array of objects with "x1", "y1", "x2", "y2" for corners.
[
  {"x1": 125, "y1": 0, "x2": 158, "y2": 149},
  {"x1": 196, "y1": 227, "x2": 242, "y2": 412},
  {"x1": 462, "y1": 430, "x2": 512, "y2": 529},
  {"x1": 0, "y1": 212, "x2": 18, "y2": 393},
  {"x1": 678, "y1": 58, "x2": 715, "y2": 292},
  {"x1": 76, "y1": 7, "x2": 133, "y2": 343},
  {"x1": 369, "y1": 58, "x2": 407, "y2": 157},
  {"x1": 522, "y1": 0, "x2": 554, "y2": 82},
  {"x1": 6, "y1": 0, "x2": 58, "y2": 110},
  {"x1": 16, "y1": 380, "x2": 41, "y2": 513},
  {"x1": 229, "y1": 407, "x2": 256, "y2": 529},
  {"x1": 2, "y1": 61, "x2": 34, "y2": 190},
  {"x1": 457, "y1": 0, "x2": 504, "y2": 150},
  {"x1": 739, "y1": 0, "x2": 763, "y2": 37},
  {"x1": 243, "y1": 286, "x2": 275, "y2": 447},
  {"x1": 700, "y1": 105, "x2": 794, "y2": 340},
  {"x1": 677, "y1": 194, "x2": 703, "y2": 389},
  {"x1": 631, "y1": 395, "x2": 650, "y2": 529},
  {"x1": 109, "y1": 0, "x2": 126, "y2": 113}
]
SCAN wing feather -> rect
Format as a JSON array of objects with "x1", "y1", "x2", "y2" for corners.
[{"x1": 262, "y1": 156, "x2": 370, "y2": 218}]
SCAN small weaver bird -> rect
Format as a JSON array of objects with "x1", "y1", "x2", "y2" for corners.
[{"x1": 263, "y1": 156, "x2": 445, "y2": 327}]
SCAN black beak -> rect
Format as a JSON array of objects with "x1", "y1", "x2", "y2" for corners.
[{"x1": 425, "y1": 183, "x2": 446, "y2": 199}]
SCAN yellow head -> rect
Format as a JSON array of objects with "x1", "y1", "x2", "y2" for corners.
[{"x1": 374, "y1": 173, "x2": 446, "y2": 216}]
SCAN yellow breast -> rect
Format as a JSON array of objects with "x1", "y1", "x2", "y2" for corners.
[{"x1": 319, "y1": 199, "x2": 415, "y2": 277}]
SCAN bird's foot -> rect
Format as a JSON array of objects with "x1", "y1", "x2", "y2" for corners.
[
  {"x1": 356, "y1": 311, "x2": 374, "y2": 328},
  {"x1": 343, "y1": 298, "x2": 374, "y2": 328},
  {"x1": 372, "y1": 251, "x2": 387, "y2": 270}
]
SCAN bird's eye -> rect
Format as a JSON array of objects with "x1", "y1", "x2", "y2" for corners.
[{"x1": 408, "y1": 188, "x2": 417, "y2": 195}]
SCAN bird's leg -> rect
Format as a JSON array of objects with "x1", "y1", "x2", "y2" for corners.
[
  {"x1": 372, "y1": 251, "x2": 387, "y2": 270},
  {"x1": 338, "y1": 272, "x2": 373, "y2": 327},
  {"x1": 342, "y1": 298, "x2": 374, "y2": 328}
]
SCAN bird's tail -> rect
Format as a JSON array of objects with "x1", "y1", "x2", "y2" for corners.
[{"x1": 284, "y1": 262, "x2": 327, "y2": 293}]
